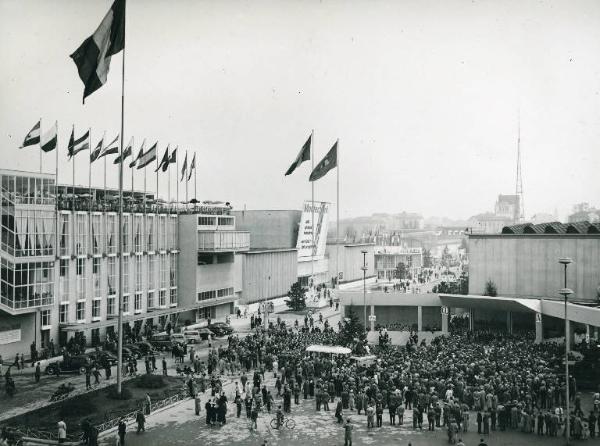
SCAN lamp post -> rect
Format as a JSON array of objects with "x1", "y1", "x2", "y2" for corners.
[
  {"x1": 558, "y1": 256, "x2": 573, "y2": 445},
  {"x1": 361, "y1": 250, "x2": 368, "y2": 330}
]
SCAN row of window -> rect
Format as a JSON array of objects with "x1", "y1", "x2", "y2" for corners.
[
  {"x1": 197, "y1": 216, "x2": 234, "y2": 227},
  {"x1": 197, "y1": 286, "x2": 234, "y2": 302}
]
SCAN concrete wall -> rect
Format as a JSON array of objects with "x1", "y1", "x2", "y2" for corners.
[
  {"x1": 232, "y1": 210, "x2": 301, "y2": 249},
  {"x1": 326, "y1": 243, "x2": 375, "y2": 283},
  {"x1": 239, "y1": 249, "x2": 298, "y2": 304},
  {"x1": 469, "y1": 235, "x2": 600, "y2": 302},
  {"x1": 177, "y1": 215, "x2": 198, "y2": 307},
  {"x1": 0, "y1": 313, "x2": 35, "y2": 360}
]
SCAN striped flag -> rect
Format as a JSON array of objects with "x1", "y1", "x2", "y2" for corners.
[
  {"x1": 20, "y1": 121, "x2": 41, "y2": 148},
  {"x1": 99, "y1": 134, "x2": 119, "y2": 158},
  {"x1": 40, "y1": 122, "x2": 58, "y2": 152},
  {"x1": 129, "y1": 139, "x2": 144, "y2": 168},
  {"x1": 180, "y1": 152, "x2": 187, "y2": 181},
  {"x1": 187, "y1": 153, "x2": 196, "y2": 181},
  {"x1": 113, "y1": 137, "x2": 133, "y2": 164},
  {"x1": 136, "y1": 142, "x2": 157, "y2": 169},
  {"x1": 70, "y1": 0, "x2": 125, "y2": 103},
  {"x1": 68, "y1": 127, "x2": 90, "y2": 158},
  {"x1": 90, "y1": 134, "x2": 105, "y2": 162}
]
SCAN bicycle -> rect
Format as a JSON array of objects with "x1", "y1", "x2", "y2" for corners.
[{"x1": 270, "y1": 415, "x2": 295, "y2": 430}]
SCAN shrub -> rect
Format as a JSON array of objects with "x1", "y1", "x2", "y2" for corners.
[
  {"x1": 106, "y1": 385, "x2": 132, "y2": 400},
  {"x1": 135, "y1": 374, "x2": 166, "y2": 389},
  {"x1": 484, "y1": 280, "x2": 498, "y2": 297},
  {"x1": 59, "y1": 398, "x2": 97, "y2": 418}
]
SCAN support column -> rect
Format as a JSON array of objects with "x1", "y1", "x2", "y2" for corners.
[
  {"x1": 594, "y1": 326, "x2": 599, "y2": 341},
  {"x1": 565, "y1": 319, "x2": 571, "y2": 352},
  {"x1": 417, "y1": 306, "x2": 423, "y2": 332},
  {"x1": 585, "y1": 324, "x2": 590, "y2": 343},
  {"x1": 441, "y1": 306, "x2": 449, "y2": 335},
  {"x1": 535, "y1": 313, "x2": 543, "y2": 344},
  {"x1": 370, "y1": 305, "x2": 375, "y2": 332},
  {"x1": 469, "y1": 309, "x2": 474, "y2": 332},
  {"x1": 506, "y1": 311, "x2": 513, "y2": 334}
]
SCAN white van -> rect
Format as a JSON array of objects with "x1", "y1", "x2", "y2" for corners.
[{"x1": 182, "y1": 330, "x2": 202, "y2": 344}]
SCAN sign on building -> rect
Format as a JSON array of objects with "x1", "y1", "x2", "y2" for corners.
[
  {"x1": 0, "y1": 328, "x2": 21, "y2": 345},
  {"x1": 296, "y1": 200, "x2": 330, "y2": 260}
]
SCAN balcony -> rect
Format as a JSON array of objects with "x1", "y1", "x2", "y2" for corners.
[
  {"x1": 0, "y1": 292, "x2": 54, "y2": 315},
  {"x1": 197, "y1": 230, "x2": 250, "y2": 252}
]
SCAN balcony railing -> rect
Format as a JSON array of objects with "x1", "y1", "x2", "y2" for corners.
[
  {"x1": 197, "y1": 231, "x2": 250, "y2": 252},
  {"x1": 1, "y1": 292, "x2": 54, "y2": 313}
]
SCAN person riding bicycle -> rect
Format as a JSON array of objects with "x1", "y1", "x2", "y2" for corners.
[{"x1": 276, "y1": 405, "x2": 284, "y2": 428}]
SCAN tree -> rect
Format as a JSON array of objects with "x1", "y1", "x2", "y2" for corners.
[
  {"x1": 396, "y1": 262, "x2": 408, "y2": 280},
  {"x1": 339, "y1": 306, "x2": 367, "y2": 354},
  {"x1": 286, "y1": 281, "x2": 307, "y2": 311},
  {"x1": 422, "y1": 249, "x2": 433, "y2": 268},
  {"x1": 484, "y1": 280, "x2": 497, "y2": 297},
  {"x1": 441, "y1": 245, "x2": 452, "y2": 268}
]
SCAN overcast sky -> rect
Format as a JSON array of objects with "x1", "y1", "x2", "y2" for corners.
[{"x1": 1, "y1": 0, "x2": 599, "y2": 221}]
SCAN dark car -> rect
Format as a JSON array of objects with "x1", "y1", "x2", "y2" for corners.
[
  {"x1": 207, "y1": 323, "x2": 234, "y2": 337},
  {"x1": 149, "y1": 333, "x2": 178, "y2": 351},
  {"x1": 45, "y1": 355, "x2": 91, "y2": 375},
  {"x1": 106, "y1": 344, "x2": 136, "y2": 362},
  {"x1": 124, "y1": 344, "x2": 143, "y2": 359},
  {"x1": 86, "y1": 350, "x2": 118, "y2": 367},
  {"x1": 135, "y1": 341, "x2": 154, "y2": 356}
]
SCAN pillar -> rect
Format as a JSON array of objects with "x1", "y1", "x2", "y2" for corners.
[
  {"x1": 370, "y1": 305, "x2": 375, "y2": 332},
  {"x1": 441, "y1": 306, "x2": 449, "y2": 335},
  {"x1": 506, "y1": 311, "x2": 513, "y2": 334},
  {"x1": 469, "y1": 308, "x2": 474, "y2": 332},
  {"x1": 585, "y1": 324, "x2": 590, "y2": 343},
  {"x1": 535, "y1": 312, "x2": 543, "y2": 344},
  {"x1": 417, "y1": 306, "x2": 423, "y2": 332},
  {"x1": 565, "y1": 319, "x2": 571, "y2": 352},
  {"x1": 594, "y1": 326, "x2": 599, "y2": 341}
]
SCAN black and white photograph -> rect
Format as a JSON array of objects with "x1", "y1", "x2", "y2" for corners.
[{"x1": 0, "y1": 1, "x2": 599, "y2": 445}]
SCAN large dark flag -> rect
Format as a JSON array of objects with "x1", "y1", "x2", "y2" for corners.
[
  {"x1": 309, "y1": 141, "x2": 337, "y2": 182},
  {"x1": 68, "y1": 128, "x2": 90, "y2": 158},
  {"x1": 70, "y1": 0, "x2": 125, "y2": 103},
  {"x1": 168, "y1": 147, "x2": 177, "y2": 166},
  {"x1": 136, "y1": 142, "x2": 157, "y2": 169},
  {"x1": 155, "y1": 146, "x2": 170, "y2": 172},
  {"x1": 180, "y1": 152, "x2": 187, "y2": 181},
  {"x1": 187, "y1": 153, "x2": 196, "y2": 181},
  {"x1": 20, "y1": 121, "x2": 41, "y2": 148},
  {"x1": 40, "y1": 122, "x2": 58, "y2": 152},
  {"x1": 285, "y1": 134, "x2": 311, "y2": 176}
]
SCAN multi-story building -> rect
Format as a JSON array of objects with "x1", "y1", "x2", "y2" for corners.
[
  {"x1": 0, "y1": 169, "x2": 246, "y2": 358},
  {"x1": 373, "y1": 246, "x2": 422, "y2": 281}
]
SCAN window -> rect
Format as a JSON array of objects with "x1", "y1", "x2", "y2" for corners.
[
  {"x1": 76, "y1": 301, "x2": 85, "y2": 321},
  {"x1": 134, "y1": 215, "x2": 143, "y2": 252},
  {"x1": 158, "y1": 216, "x2": 167, "y2": 250},
  {"x1": 107, "y1": 256, "x2": 117, "y2": 295},
  {"x1": 146, "y1": 215, "x2": 155, "y2": 252},
  {"x1": 123, "y1": 295, "x2": 130, "y2": 314},
  {"x1": 93, "y1": 257, "x2": 101, "y2": 298},
  {"x1": 107, "y1": 296, "x2": 115, "y2": 316},
  {"x1": 91, "y1": 214, "x2": 103, "y2": 255},
  {"x1": 41, "y1": 310, "x2": 51, "y2": 328},
  {"x1": 217, "y1": 287, "x2": 234, "y2": 298},
  {"x1": 58, "y1": 214, "x2": 70, "y2": 256},
  {"x1": 218, "y1": 216, "x2": 234, "y2": 227},
  {"x1": 159, "y1": 289, "x2": 166, "y2": 307},
  {"x1": 59, "y1": 259, "x2": 69, "y2": 302},
  {"x1": 160, "y1": 254, "x2": 168, "y2": 289},
  {"x1": 169, "y1": 255, "x2": 177, "y2": 287},
  {"x1": 198, "y1": 216, "x2": 216, "y2": 226},
  {"x1": 106, "y1": 214, "x2": 117, "y2": 254},
  {"x1": 75, "y1": 213, "x2": 87, "y2": 256},
  {"x1": 135, "y1": 256, "x2": 143, "y2": 292},
  {"x1": 134, "y1": 293, "x2": 142, "y2": 313},
  {"x1": 123, "y1": 257, "x2": 129, "y2": 294},
  {"x1": 168, "y1": 216, "x2": 177, "y2": 249},
  {"x1": 59, "y1": 303, "x2": 68, "y2": 323},
  {"x1": 148, "y1": 254, "x2": 156, "y2": 290},
  {"x1": 122, "y1": 214, "x2": 130, "y2": 252},
  {"x1": 92, "y1": 299, "x2": 101, "y2": 319},
  {"x1": 197, "y1": 290, "x2": 216, "y2": 302},
  {"x1": 197, "y1": 307, "x2": 214, "y2": 320},
  {"x1": 76, "y1": 258, "x2": 86, "y2": 299},
  {"x1": 147, "y1": 290, "x2": 155, "y2": 309},
  {"x1": 169, "y1": 288, "x2": 177, "y2": 306}
]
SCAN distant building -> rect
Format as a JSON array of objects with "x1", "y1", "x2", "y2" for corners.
[
  {"x1": 374, "y1": 245, "x2": 423, "y2": 281},
  {"x1": 494, "y1": 194, "x2": 522, "y2": 222},
  {"x1": 568, "y1": 203, "x2": 599, "y2": 223},
  {"x1": 531, "y1": 213, "x2": 557, "y2": 224},
  {"x1": 468, "y1": 212, "x2": 512, "y2": 234}
]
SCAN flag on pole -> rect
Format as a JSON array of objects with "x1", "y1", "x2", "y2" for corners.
[
  {"x1": 69, "y1": 0, "x2": 125, "y2": 103},
  {"x1": 113, "y1": 140, "x2": 132, "y2": 164},
  {"x1": 40, "y1": 121, "x2": 58, "y2": 152},
  {"x1": 156, "y1": 146, "x2": 170, "y2": 172},
  {"x1": 187, "y1": 153, "x2": 196, "y2": 181},
  {"x1": 129, "y1": 139, "x2": 144, "y2": 168},
  {"x1": 99, "y1": 134, "x2": 120, "y2": 158},
  {"x1": 90, "y1": 134, "x2": 105, "y2": 162},
  {"x1": 136, "y1": 142, "x2": 157, "y2": 169},
  {"x1": 68, "y1": 128, "x2": 90, "y2": 158},
  {"x1": 168, "y1": 147, "x2": 177, "y2": 165},
  {"x1": 309, "y1": 140, "x2": 337, "y2": 182},
  {"x1": 180, "y1": 152, "x2": 187, "y2": 181},
  {"x1": 285, "y1": 134, "x2": 311, "y2": 175},
  {"x1": 20, "y1": 121, "x2": 41, "y2": 148}
]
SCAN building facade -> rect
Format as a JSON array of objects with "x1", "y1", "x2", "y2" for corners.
[{"x1": 374, "y1": 246, "x2": 423, "y2": 281}]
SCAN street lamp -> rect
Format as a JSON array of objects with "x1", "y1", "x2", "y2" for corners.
[
  {"x1": 558, "y1": 257, "x2": 573, "y2": 445},
  {"x1": 361, "y1": 250, "x2": 368, "y2": 330}
]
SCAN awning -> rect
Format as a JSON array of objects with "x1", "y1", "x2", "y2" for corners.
[
  {"x1": 306, "y1": 345, "x2": 352, "y2": 355},
  {"x1": 438, "y1": 294, "x2": 542, "y2": 313}
]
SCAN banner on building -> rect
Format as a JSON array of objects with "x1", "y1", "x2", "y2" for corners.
[
  {"x1": 0, "y1": 322, "x2": 21, "y2": 345},
  {"x1": 297, "y1": 200, "x2": 329, "y2": 260}
]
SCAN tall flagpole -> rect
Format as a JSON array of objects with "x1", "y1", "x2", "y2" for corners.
[
  {"x1": 336, "y1": 139, "x2": 340, "y2": 290},
  {"x1": 54, "y1": 121, "x2": 59, "y2": 262},
  {"x1": 185, "y1": 150, "x2": 189, "y2": 204},
  {"x1": 88, "y1": 129, "x2": 92, "y2": 210},
  {"x1": 194, "y1": 152, "x2": 197, "y2": 202},
  {"x1": 39, "y1": 117, "x2": 43, "y2": 173},
  {"x1": 168, "y1": 148, "x2": 171, "y2": 210},
  {"x1": 176, "y1": 148, "x2": 179, "y2": 209},
  {"x1": 116, "y1": 0, "x2": 127, "y2": 395},
  {"x1": 131, "y1": 137, "x2": 135, "y2": 199},
  {"x1": 311, "y1": 130, "x2": 315, "y2": 291},
  {"x1": 71, "y1": 126, "x2": 76, "y2": 213},
  {"x1": 156, "y1": 145, "x2": 159, "y2": 204}
]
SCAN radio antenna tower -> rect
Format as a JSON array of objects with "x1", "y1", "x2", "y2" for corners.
[{"x1": 515, "y1": 112, "x2": 525, "y2": 222}]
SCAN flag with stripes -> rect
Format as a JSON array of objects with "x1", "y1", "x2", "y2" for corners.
[
  {"x1": 40, "y1": 122, "x2": 58, "y2": 152},
  {"x1": 20, "y1": 121, "x2": 41, "y2": 148},
  {"x1": 68, "y1": 128, "x2": 90, "y2": 158},
  {"x1": 69, "y1": 0, "x2": 125, "y2": 103},
  {"x1": 113, "y1": 137, "x2": 132, "y2": 164},
  {"x1": 90, "y1": 134, "x2": 105, "y2": 162},
  {"x1": 136, "y1": 142, "x2": 157, "y2": 169},
  {"x1": 285, "y1": 134, "x2": 311, "y2": 176},
  {"x1": 155, "y1": 145, "x2": 170, "y2": 172},
  {"x1": 180, "y1": 152, "x2": 187, "y2": 181},
  {"x1": 129, "y1": 139, "x2": 144, "y2": 168},
  {"x1": 187, "y1": 153, "x2": 196, "y2": 181},
  {"x1": 99, "y1": 134, "x2": 120, "y2": 158}
]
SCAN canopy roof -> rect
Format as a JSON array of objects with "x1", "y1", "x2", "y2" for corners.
[{"x1": 306, "y1": 345, "x2": 352, "y2": 355}]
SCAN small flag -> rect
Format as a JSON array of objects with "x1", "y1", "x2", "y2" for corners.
[
  {"x1": 113, "y1": 141, "x2": 132, "y2": 164},
  {"x1": 136, "y1": 142, "x2": 157, "y2": 169},
  {"x1": 129, "y1": 139, "x2": 144, "y2": 168},
  {"x1": 20, "y1": 121, "x2": 41, "y2": 148},
  {"x1": 40, "y1": 122, "x2": 58, "y2": 152},
  {"x1": 169, "y1": 147, "x2": 177, "y2": 165},
  {"x1": 187, "y1": 153, "x2": 196, "y2": 181},
  {"x1": 309, "y1": 140, "x2": 337, "y2": 182},
  {"x1": 99, "y1": 134, "x2": 120, "y2": 158},
  {"x1": 155, "y1": 146, "x2": 170, "y2": 172},
  {"x1": 180, "y1": 152, "x2": 187, "y2": 181},
  {"x1": 68, "y1": 128, "x2": 90, "y2": 158},
  {"x1": 90, "y1": 134, "x2": 105, "y2": 162},
  {"x1": 285, "y1": 134, "x2": 311, "y2": 176},
  {"x1": 69, "y1": 0, "x2": 125, "y2": 103}
]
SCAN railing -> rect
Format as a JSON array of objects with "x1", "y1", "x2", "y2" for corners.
[{"x1": 197, "y1": 230, "x2": 250, "y2": 252}]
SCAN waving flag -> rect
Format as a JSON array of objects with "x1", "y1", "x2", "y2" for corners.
[
  {"x1": 129, "y1": 139, "x2": 144, "y2": 168},
  {"x1": 187, "y1": 153, "x2": 196, "y2": 181},
  {"x1": 309, "y1": 141, "x2": 337, "y2": 182},
  {"x1": 155, "y1": 146, "x2": 170, "y2": 172},
  {"x1": 40, "y1": 122, "x2": 58, "y2": 152},
  {"x1": 180, "y1": 152, "x2": 187, "y2": 181},
  {"x1": 90, "y1": 134, "x2": 104, "y2": 162},
  {"x1": 99, "y1": 134, "x2": 120, "y2": 158},
  {"x1": 20, "y1": 121, "x2": 41, "y2": 148},
  {"x1": 136, "y1": 142, "x2": 157, "y2": 169},
  {"x1": 70, "y1": 0, "x2": 125, "y2": 103},
  {"x1": 285, "y1": 134, "x2": 311, "y2": 176},
  {"x1": 169, "y1": 147, "x2": 177, "y2": 165},
  {"x1": 68, "y1": 128, "x2": 90, "y2": 158}
]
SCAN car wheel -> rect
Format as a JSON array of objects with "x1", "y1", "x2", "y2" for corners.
[{"x1": 79, "y1": 366, "x2": 86, "y2": 375}]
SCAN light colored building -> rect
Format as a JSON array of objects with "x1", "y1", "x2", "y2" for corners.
[
  {"x1": 469, "y1": 212, "x2": 513, "y2": 234},
  {"x1": 326, "y1": 242, "x2": 375, "y2": 284},
  {"x1": 374, "y1": 246, "x2": 423, "y2": 280}
]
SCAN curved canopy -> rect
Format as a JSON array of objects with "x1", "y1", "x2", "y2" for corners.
[{"x1": 306, "y1": 345, "x2": 352, "y2": 355}]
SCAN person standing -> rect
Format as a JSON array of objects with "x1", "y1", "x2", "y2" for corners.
[
  {"x1": 343, "y1": 418, "x2": 353, "y2": 446},
  {"x1": 117, "y1": 418, "x2": 126, "y2": 446},
  {"x1": 57, "y1": 420, "x2": 67, "y2": 444},
  {"x1": 145, "y1": 393, "x2": 152, "y2": 415},
  {"x1": 162, "y1": 357, "x2": 167, "y2": 376},
  {"x1": 195, "y1": 392, "x2": 202, "y2": 416},
  {"x1": 135, "y1": 411, "x2": 145, "y2": 434},
  {"x1": 34, "y1": 362, "x2": 41, "y2": 384}
]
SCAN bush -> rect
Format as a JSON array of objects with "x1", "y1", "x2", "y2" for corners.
[
  {"x1": 135, "y1": 374, "x2": 166, "y2": 389},
  {"x1": 106, "y1": 385, "x2": 132, "y2": 400},
  {"x1": 59, "y1": 398, "x2": 97, "y2": 418}
]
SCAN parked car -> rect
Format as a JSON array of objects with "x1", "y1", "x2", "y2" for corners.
[
  {"x1": 45, "y1": 355, "x2": 91, "y2": 375},
  {"x1": 170, "y1": 333, "x2": 187, "y2": 345},
  {"x1": 150, "y1": 332, "x2": 179, "y2": 351},
  {"x1": 106, "y1": 344, "x2": 136, "y2": 362},
  {"x1": 135, "y1": 341, "x2": 154, "y2": 356},
  {"x1": 86, "y1": 350, "x2": 118, "y2": 367},
  {"x1": 123, "y1": 344, "x2": 143, "y2": 359},
  {"x1": 207, "y1": 322, "x2": 234, "y2": 337},
  {"x1": 182, "y1": 328, "x2": 214, "y2": 343}
]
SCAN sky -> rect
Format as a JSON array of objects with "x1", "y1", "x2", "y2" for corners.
[{"x1": 1, "y1": 0, "x2": 599, "y2": 221}]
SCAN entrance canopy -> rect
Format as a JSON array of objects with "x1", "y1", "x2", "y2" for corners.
[
  {"x1": 439, "y1": 294, "x2": 541, "y2": 313},
  {"x1": 306, "y1": 345, "x2": 352, "y2": 355}
]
